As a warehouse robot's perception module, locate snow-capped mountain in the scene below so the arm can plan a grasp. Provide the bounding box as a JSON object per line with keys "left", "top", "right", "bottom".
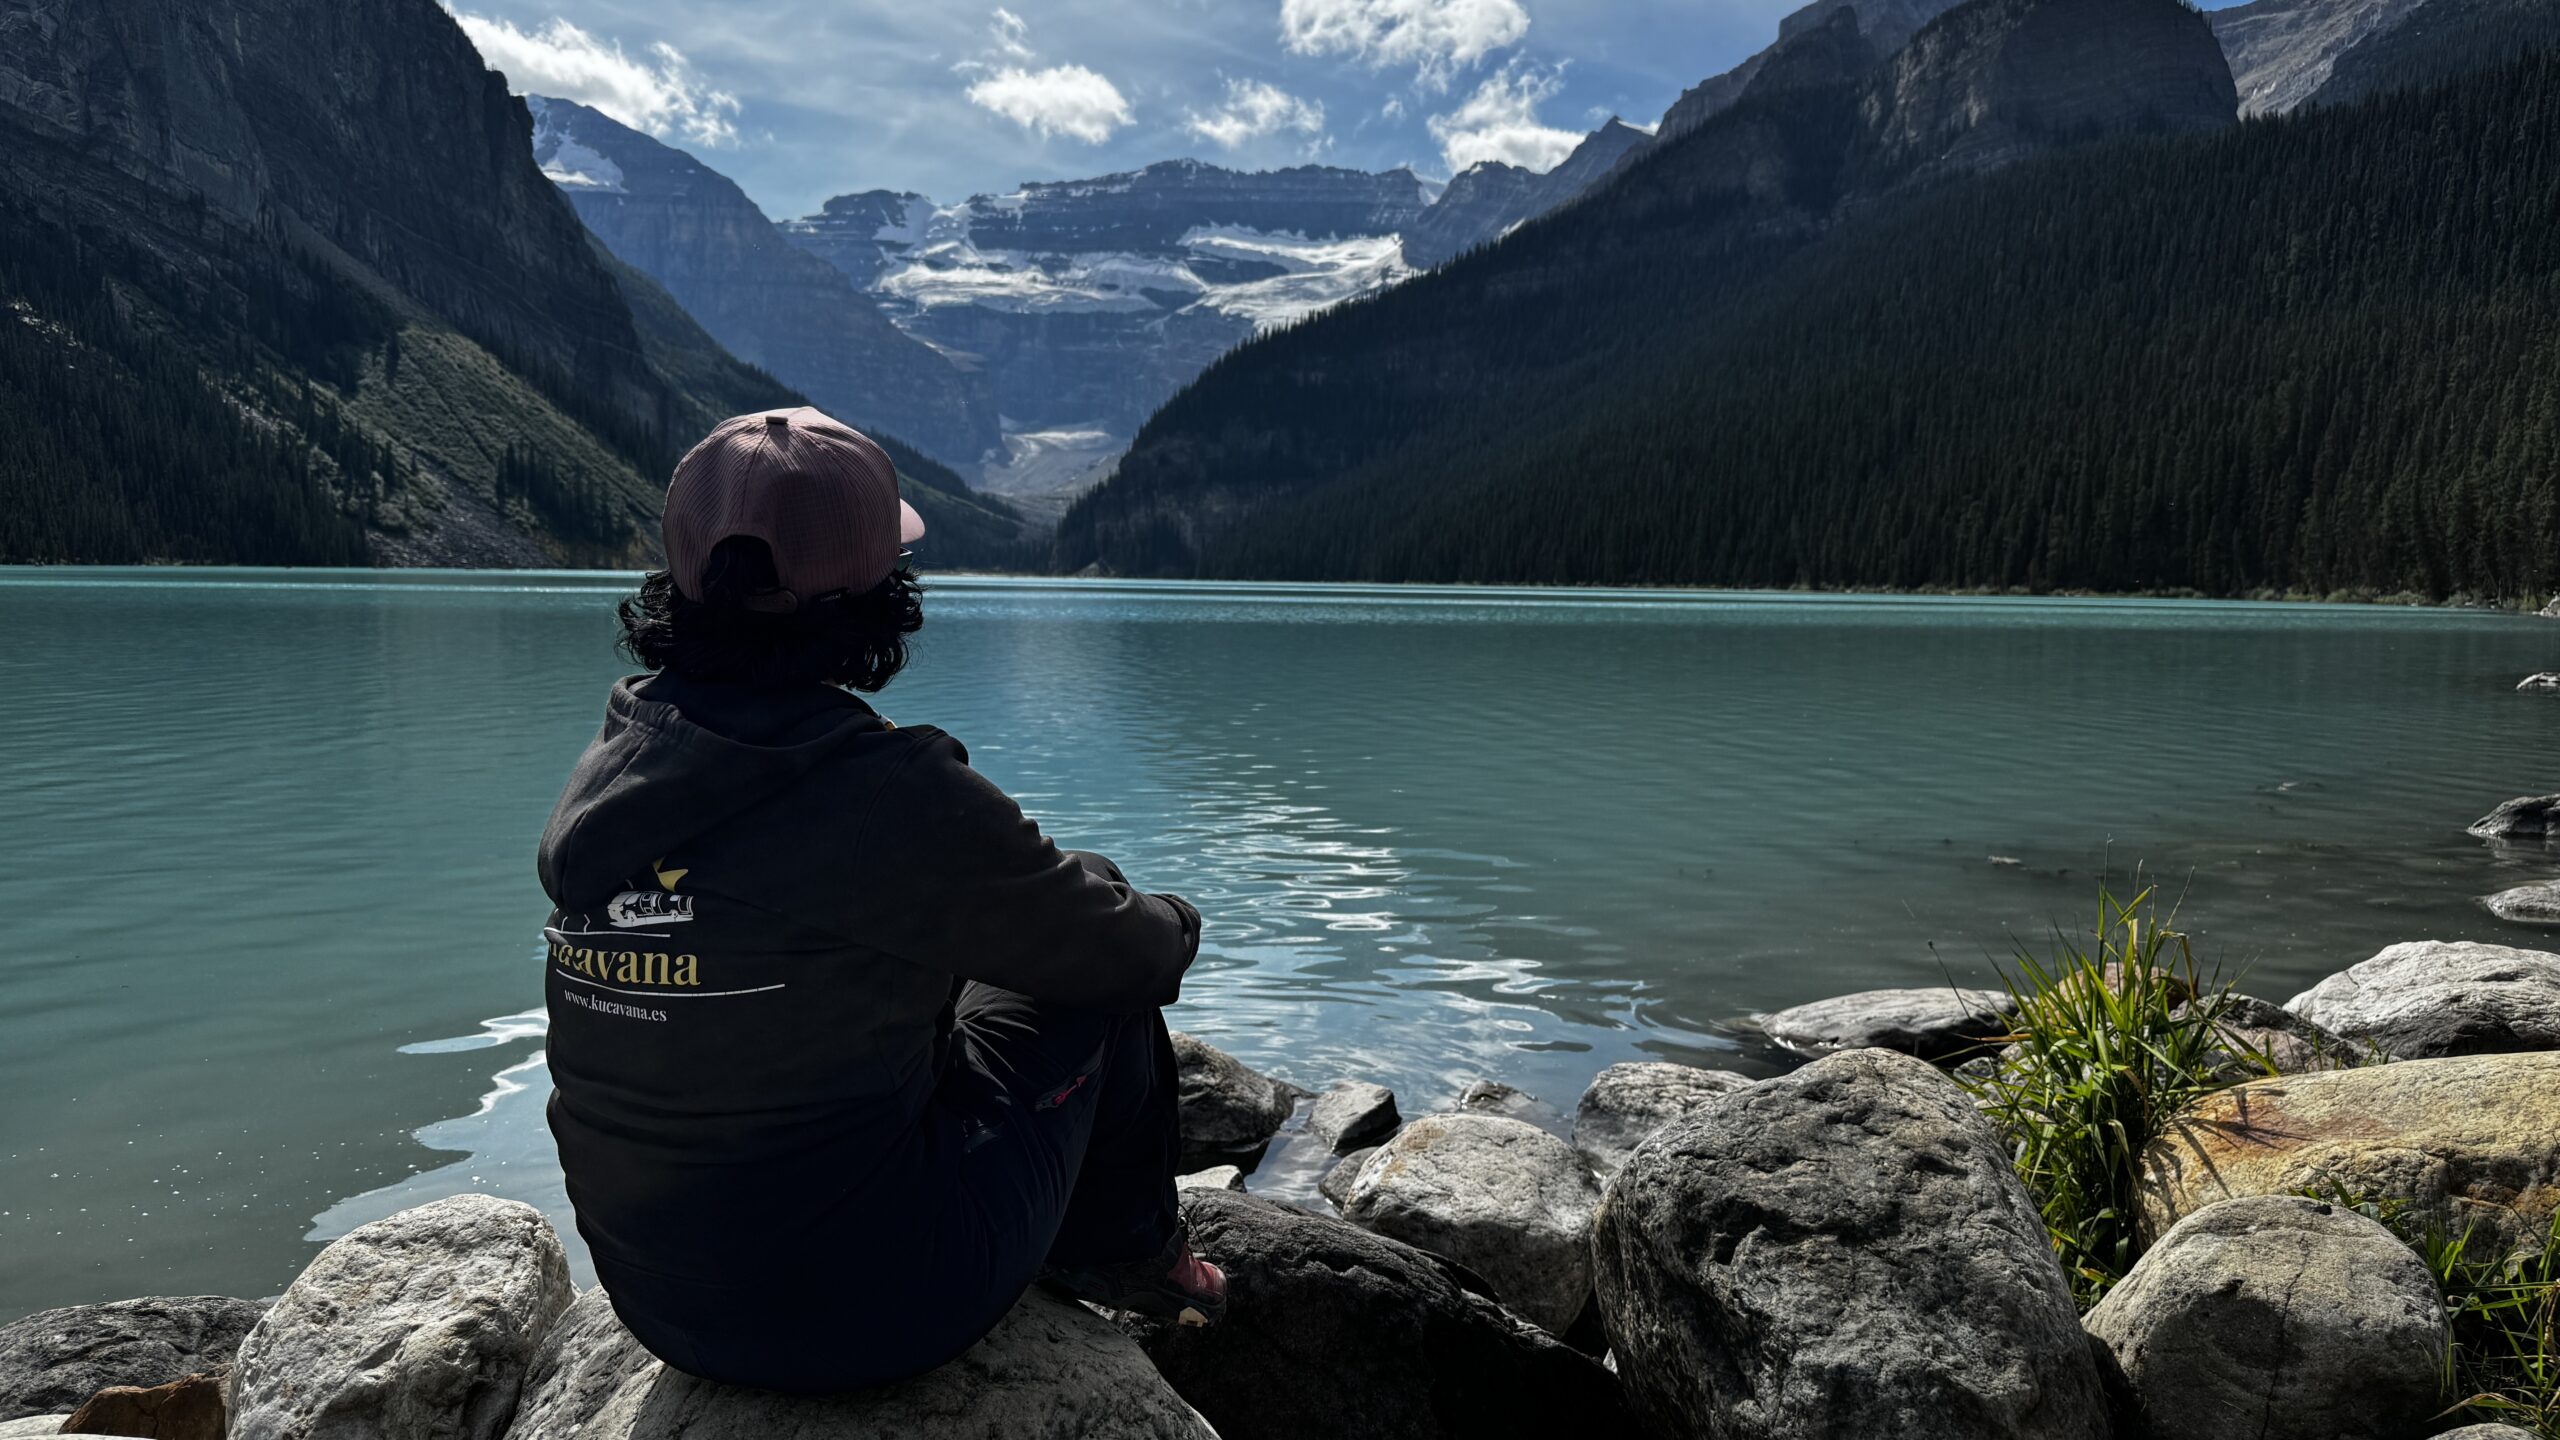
{"left": 777, "top": 161, "right": 1432, "bottom": 509}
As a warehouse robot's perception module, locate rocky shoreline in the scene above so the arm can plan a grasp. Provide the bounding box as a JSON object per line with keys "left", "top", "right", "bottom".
{"left": 8, "top": 803, "right": 2560, "bottom": 1439}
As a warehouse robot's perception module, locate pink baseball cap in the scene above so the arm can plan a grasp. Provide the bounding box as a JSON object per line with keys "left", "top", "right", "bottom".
{"left": 661, "top": 407, "right": 926, "bottom": 605}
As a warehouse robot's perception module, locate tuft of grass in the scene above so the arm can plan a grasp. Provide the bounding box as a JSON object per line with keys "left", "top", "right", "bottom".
{"left": 1961, "top": 886, "right": 2272, "bottom": 1307}
{"left": 2325, "top": 1196, "right": 2560, "bottom": 1437}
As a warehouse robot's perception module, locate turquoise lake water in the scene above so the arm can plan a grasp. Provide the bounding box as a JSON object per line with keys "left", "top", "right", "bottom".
{"left": 2, "top": 568, "right": 2555, "bottom": 1317}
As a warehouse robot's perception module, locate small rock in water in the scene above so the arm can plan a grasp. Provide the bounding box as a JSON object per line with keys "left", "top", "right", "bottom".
{"left": 1342, "top": 1114, "right": 1602, "bottom": 1334}
{"left": 1318, "top": 1147, "right": 1376, "bottom": 1210}
{"left": 2471, "top": 793, "right": 2560, "bottom": 840}
{"left": 1592, "top": 1048, "right": 2107, "bottom": 1440}
{"left": 513, "top": 1287, "right": 1213, "bottom": 1439}
{"left": 1177, "top": 1165, "right": 1245, "bottom": 1191}
{"left": 1987, "top": 854, "right": 2022, "bottom": 867}
{"left": 2485, "top": 880, "right": 2560, "bottom": 924}
{"left": 1130, "top": 1188, "right": 1633, "bottom": 1440}
{"left": 229, "top": 1194, "right": 572, "bottom": 1440}
{"left": 2286, "top": 940, "right": 2560, "bottom": 1057}
{"left": 1570, "top": 1062, "right": 1753, "bottom": 1180}
{"left": 2519, "top": 673, "right": 2560, "bottom": 691}
{"left": 2084, "top": 1195, "right": 2446, "bottom": 1440}
{"left": 2141, "top": 1051, "right": 2560, "bottom": 1253}
{"left": 0, "top": 1296, "right": 266, "bottom": 1422}
{"left": 1761, "top": 986, "right": 2017, "bottom": 1061}
{"left": 62, "top": 1369, "right": 227, "bottom": 1440}
{"left": 2541, "top": 596, "right": 2560, "bottom": 619}
{"left": 1306, "top": 1081, "right": 1400, "bottom": 1153}
{"left": 1170, "top": 1032, "right": 1306, "bottom": 1168}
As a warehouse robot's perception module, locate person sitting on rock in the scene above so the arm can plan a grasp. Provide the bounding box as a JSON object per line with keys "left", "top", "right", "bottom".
{"left": 535, "top": 407, "right": 1225, "bottom": 1392}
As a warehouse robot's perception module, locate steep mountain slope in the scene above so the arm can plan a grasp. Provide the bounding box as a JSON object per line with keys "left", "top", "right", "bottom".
{"left": 1056, "top": 0, "right": 2239, "bottom": 578}
{"left": 1659, "top": 0, "right": 1970, "bottom": 137}
{"left": 2209, "top": 0, "right": 2560, "bottom": 115}
{"left": 1401, "top": 120, "right": 1655, "bottom": 268}
{"left": 0, "top": 0, "right": 740, "bottom": 565}
{"left": 1069, "top": 50, "right": 2560, "bottom": 602}
{"left": 529, "top": 97, "right": 999, "bottom": 469}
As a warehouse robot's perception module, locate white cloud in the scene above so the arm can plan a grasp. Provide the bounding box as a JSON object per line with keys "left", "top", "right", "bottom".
{"left": 966, "top": 64, "right": 1136, "bottom": 143}
{"left": 1427, "top": 60, "right": 1581, "bottom": 174}
{"left": 1280, "top": 0, "right": 1530, "bottom": 89}
{"left": 450, "top": 10, "right": 740, "bottom": 147}
{"left": 1185, "top": 78, "right": 1326, "bottom": 150}
{"left": 989, "top": 8, "right": 1034, "bottom": 58}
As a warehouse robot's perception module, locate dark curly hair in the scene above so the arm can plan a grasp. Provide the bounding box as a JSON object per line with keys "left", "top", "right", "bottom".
{"left": 617, "top": 536, "right": 924, "bottom": 692}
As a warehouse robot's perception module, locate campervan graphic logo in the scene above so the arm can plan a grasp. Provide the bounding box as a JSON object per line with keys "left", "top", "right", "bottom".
{"left": 606, "top": 890, "right": 696, "bottom": 929}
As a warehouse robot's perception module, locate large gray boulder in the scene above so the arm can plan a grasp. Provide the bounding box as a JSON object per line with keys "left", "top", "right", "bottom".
{"left": 1591, "top": 1047, "right": 2108, "bottom": 1440}
{"left": 1761, "top": 986, "right": 2016, "bottom": 1060}
{"left": 230, "top": 1194, "right": 573, "bottom": 1440}
{"left": 1306, "top": 1081, "right": 1400, "bottom": 1153}
{"left": 2286, "top": 941, "right": 2560, "bottom": 1058}
{"left": 2486, "top": 881, "right": 2560, "bottom": 924}
{"left": 2083, "top": 1195, "right": 2446, "bottom": 1440}
{"left": 1170, "top": 1031, "right": 1305, "bottom": 1166}
{"left": 505, "top": 1287, "right": 1216, "bottom": 1439}
{"left": 1340, "top": 1114, "right": 1602, "bottom": 1334}
{"left": 2472, "top": 794, "right": 2560, "bottom": 838}
{"left": 1571, "top": 1061, "right": 1754, "bottom": 1179}
{"left": 1129, "top": 1188, "right": 1631, "bottom": 1440}
{"left": 0, "top": 1296, "right": 265, "bottom": 1421}
{"left": 2436, "top": 1427, "right": 2544, "bottom": 1439}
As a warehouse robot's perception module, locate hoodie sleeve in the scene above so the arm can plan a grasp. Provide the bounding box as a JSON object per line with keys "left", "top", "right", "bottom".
{"left": 844, "top": 729, "right": 1202, "bottom": 1013}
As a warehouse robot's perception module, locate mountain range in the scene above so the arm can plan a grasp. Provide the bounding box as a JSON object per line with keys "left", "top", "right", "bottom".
{"left": 0, "top": 0, "right": 1025, "bottom": 568}
{"left": 3, "top": 0, "right": 2553, "bottom": 592}
{"left": 1052, "top": 0, "right": 2560, "bottom": 604}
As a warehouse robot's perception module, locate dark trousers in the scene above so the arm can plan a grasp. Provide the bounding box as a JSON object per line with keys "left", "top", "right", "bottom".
{"left": 603, "top": 985, "right": 1183, "bottom": 1391}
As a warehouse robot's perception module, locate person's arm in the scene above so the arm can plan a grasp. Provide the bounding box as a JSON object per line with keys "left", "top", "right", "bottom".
{"left": 845, "top": 729, "right": 1201, "bottom": 1012}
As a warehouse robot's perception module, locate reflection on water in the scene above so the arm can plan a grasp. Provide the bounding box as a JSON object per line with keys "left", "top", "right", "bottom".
{"left": 3, "top": 570, "right": 2556, "bottom": 1314}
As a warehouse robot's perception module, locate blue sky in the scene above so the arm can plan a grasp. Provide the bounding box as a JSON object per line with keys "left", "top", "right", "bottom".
{"left": 448, "top": 0, "right": 1832, "bottom": 220}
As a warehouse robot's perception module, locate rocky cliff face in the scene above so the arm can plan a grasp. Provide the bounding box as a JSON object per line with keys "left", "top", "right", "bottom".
{"left": 1400, "top": 120, "right": 1655, "bottom": 269}
{"left": 531, "top": 98, "right": 998, "bottom": 466}
{"left": 2211, "top": 0, "right": 2560, "bottom": 115}
{"left": 1659, "top": 0, "right": 1969, "bottom": 137}
{"left": 1860, "top": 0, "right": 2238, "bottom": 181}
{"left": 0, "top": 0, "right": 660, "bottom": 428}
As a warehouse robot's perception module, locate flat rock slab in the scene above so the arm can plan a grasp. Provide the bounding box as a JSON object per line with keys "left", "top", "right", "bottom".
{"left": 232, "top": 1194, "right": 573, "bottom": 1440}
{"left": 1591, "top": 1047, "right": 2108, "bottom": 1440}
{"left": 1761, "top": 986, "right": 2017, "bottom": 1060}
{"left": 1130, "top": 1188, "right": 1631, "bottom": 1440}
{"left": 2486, "top": 881, "right": 2560, "bottom": 924}
{"left": 2470, "top": 794, "right": 2560, "bottom": 839}
{"left": 0, "top": 1297, "right": 265, "bottom": 1421}
{"left": 1571, "top": 1061, "right": 1754, "bottom": 1179}
{"left": 2286, "top": 941, "right": 2560, "bottom": 1057}
{"left": 1342, "top": 1114, "right": 1601, "bottom": 1334}
{"left": 1306, "top": 1082, "right": 1400, "bottom": 1153}
{"left": 2140, "top": 1052, "right": 2560, "bottom": 1253}
{"left": 2084, "top": 1195, "right": 2446, "bottom": 1440}
{"left": 0, "top": 1420, "right": 72, "bottom": 1440}
{"left": 506, "top": 1287, "right": 1216, "bottom": 1440}
{"left": 1170, "top": 1032, "right": 1305, "bottom": 1166}
{"left": 1177, "top": 1166, "right": 1244, "bottom": 1191}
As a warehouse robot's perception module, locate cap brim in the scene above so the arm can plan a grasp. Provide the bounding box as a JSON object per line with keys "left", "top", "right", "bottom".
{"left": 898, "top": 498, "right": 925, "bottom": 546}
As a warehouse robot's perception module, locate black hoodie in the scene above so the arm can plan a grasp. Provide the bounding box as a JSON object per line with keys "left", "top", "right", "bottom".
{"left": 535, "top": 673, "right": 1200, "bottom": 1284}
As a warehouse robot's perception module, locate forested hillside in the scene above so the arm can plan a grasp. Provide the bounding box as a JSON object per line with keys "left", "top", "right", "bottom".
{"left": 1058, "top": 49, "right": 2560, "bottom": 603}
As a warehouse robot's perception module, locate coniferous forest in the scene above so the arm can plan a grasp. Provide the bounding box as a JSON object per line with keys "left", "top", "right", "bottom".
{"left": 1058, "top": 52, "right": 2560, "bottom": 603}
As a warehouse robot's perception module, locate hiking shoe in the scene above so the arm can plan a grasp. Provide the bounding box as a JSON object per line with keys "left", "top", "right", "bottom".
{"left": 1041, "top": 1230, "right": 1228, "bottom": 1327}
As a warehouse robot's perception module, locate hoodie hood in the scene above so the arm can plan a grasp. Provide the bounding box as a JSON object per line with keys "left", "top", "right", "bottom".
{"left": 538, "top": 675, "right": 890, "bottom": 908}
